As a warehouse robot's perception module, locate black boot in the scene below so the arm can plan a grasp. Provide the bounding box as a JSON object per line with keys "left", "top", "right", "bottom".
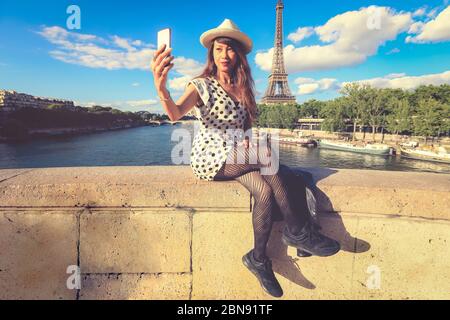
{"left": 242, "top": 250, "right": 283, "bottom": 298}
{"left": 282, "top": 222, "right": 340, "bottom": 257}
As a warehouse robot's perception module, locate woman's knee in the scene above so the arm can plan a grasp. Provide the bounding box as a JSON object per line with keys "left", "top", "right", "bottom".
{"left": 254, "top": 181, "right": 273, "bottom": 203}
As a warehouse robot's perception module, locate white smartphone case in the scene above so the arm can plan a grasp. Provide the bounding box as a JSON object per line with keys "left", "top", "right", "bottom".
{"left": 157, "top": 28, "right": 171, "bottom": 49}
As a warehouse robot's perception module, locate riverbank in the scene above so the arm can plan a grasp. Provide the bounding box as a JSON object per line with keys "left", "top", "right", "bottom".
{"left": 264, "top": 127, "right": 450, "bottom": 152}
{"left": 0, "top": 123, "right": 147, "bottom": 142}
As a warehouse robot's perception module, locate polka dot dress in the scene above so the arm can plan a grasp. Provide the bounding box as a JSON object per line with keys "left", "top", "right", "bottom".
{"left": 188, "top": 76, "right": 248, "bottom": 181}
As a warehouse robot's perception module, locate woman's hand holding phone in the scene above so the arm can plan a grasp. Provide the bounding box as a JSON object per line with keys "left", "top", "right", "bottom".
{"left": 151, "top": 44, "right": 175, "bottom": 97}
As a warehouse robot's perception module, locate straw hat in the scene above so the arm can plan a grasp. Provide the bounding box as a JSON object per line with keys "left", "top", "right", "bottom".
{"left": 200, "top": 19, "right": 253, "bottom": 54}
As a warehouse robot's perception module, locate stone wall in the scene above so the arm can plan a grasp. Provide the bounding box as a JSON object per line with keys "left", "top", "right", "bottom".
{"left": 0, "top": 166, "right": 449, "bottom": 300}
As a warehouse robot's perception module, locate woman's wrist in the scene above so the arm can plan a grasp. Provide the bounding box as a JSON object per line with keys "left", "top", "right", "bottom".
{"left": 158, "top": 88, "right": 171, "bottom": 101}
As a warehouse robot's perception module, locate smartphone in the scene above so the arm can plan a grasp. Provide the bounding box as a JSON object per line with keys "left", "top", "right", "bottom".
{"left": 157, "top": 28, "right": 172, "bottom": 50}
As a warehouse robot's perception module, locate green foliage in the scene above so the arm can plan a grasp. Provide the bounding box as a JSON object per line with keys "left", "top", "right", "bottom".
{"left": 257, "top": 103, "right": 299, "bottom": 129}
{"left": 298, "top": 99, "right": 325, "bottom": 118}
{"left": 386, "top": 98, "right": 412, "bottom": 135}
{"left": 87, "top": 105, "right": 113, "bottom": 113}
{"left": 5, "top": 106, "right": 145, "bottom": 130}
{"left": 111, "top": 109, "right": 124, "bottom": 115}
{"left": 413, "top": 98, "right": 447, "bottom": 137}
{"left": 46, "top": 104, "right": 66, "bottom": 110}
{"left": 319, "top": 98, "right": 348, "bottom": 133}
{"left": 330, "top": 83, "right": 450, "bottom": 138}
{"left": 340, "top": 83, "right": 370, "bottom": 137}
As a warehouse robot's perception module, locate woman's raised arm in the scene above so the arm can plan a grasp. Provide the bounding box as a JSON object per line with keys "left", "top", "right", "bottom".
{"left": 151, "top": 44, "right": 200, "bottom": 121}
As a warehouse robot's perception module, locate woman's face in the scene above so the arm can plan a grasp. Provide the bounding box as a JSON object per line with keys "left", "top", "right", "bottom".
{"left": 213, "top": 40, "right": 237, "bottom": 74}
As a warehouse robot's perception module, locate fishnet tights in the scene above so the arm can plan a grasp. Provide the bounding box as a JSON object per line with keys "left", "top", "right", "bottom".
{"left": 214, "top": 144, "right": 308, "bottom": 262}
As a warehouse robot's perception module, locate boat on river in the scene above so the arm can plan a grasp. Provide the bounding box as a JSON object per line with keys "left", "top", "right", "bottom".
{"left": 400, "top": 146, "right": 450, "bottom": 164}
{"left": 271, "top": 136, "right": 318, "bottom": 148}
{"left": 318, "top": 139, "right": 392, "bottom": 155}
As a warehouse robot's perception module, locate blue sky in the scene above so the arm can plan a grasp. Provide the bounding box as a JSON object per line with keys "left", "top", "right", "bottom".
{"left": 0, "top": 0, "right": 449, "bottom": 113}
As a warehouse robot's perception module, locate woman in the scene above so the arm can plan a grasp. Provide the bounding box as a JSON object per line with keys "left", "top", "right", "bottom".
{"left": 151, "top": 19, "right": 340, "bottom": 298}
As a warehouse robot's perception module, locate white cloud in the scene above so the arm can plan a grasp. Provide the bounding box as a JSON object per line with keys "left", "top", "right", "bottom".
{"left": 408, "top": 21, "right": 425, "bottom": 34}
{"left": 38, "top": 26, "right": 155, "bottom": 70}
{"left": 287, "top": 27, "right": 314, "bottom": 43}
{"left": 294, "top": 77, "right": 340, "bottom": 95}
{"left": 256, "top": 6, "right": 413, "bottom": 73}
{"left": 38, "top": 26, "right": 205, "bottom": 93}
{"left": 167, "top": 58, "right": 205, "bottom": 91}
{"left": 126, "top": 99, "right": 158, "bottom": 107}
{"left": 75, "top": 101, "right": 121, "bottom": 108}
{"left": 385, "top": 73, "right": 406, "bottom": 79}
{"left": 75, "top": 99, "right": 159, "bottom": 111}
{"left": 132, "top": 82, "right": 140, "bottom": 87}
{"left": 173, "top": 57, "right": 204, "bottom": 77}
{"left": 413, "top": 7, "right": 427, "bottom": 17}
{"left": 111, "top": 35, "right": 139, "bottom": 51}
{"left": 292, "top": 71, "right": 450, "bottom": 96}
{"left": 406, "top": 6, "right": 450, "bottom": 43}
{"left": 343, "top": 70, "right": 450, "bottom": 90}
{"left": 168, "top": 75, "right": 193, "bottom": 91}
{"left": 427, "top": 7, "right": 440, "bottom": 19}
{"left": 386, "top": 48, "right": 400, "bottom": 55}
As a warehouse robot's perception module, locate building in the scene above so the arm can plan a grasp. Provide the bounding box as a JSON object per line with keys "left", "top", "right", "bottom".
{"left": 295, "top": 118, "right": 325, "bottom": 131}
{"left": 0, "top": 90, "right": 75, "bottom": 112}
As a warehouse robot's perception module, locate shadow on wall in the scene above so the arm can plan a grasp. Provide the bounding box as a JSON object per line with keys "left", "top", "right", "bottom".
{"left": 262, "top": 166, "right": 371, "bottom": 290}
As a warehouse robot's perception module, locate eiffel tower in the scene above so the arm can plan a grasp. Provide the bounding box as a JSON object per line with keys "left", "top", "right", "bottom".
{"left": 261, "top": 0, "right": 297, "bottom": 105}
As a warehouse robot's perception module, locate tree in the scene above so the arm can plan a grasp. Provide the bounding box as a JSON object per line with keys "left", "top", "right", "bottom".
{"left": 88, "top": 105, "right": 113, "bottom": 113}
{"left": 438, "top": 103, "right": 450, "bottom": 137}
{"left": 299, "top": 99, "right": 325, "bottom": 118}
{"left": 319, "top": 97, "right": 348, "bottom": 133}
{"left": 366, "top": 88, "right": 389, "bottom": 142}
{"left": 340, "top": 83, "right": 371, "bottom": 141}
{"left": 413, "top": 98, "right": 445, "bottom": 140}
{"left": 386, "top": 98, "right": 412, "bottom": 135}
{"left": 46, "top": 104, "right": 66, "bottom": 110}
{"left": 256, "top": 104, "right": 299, "bottom": 129}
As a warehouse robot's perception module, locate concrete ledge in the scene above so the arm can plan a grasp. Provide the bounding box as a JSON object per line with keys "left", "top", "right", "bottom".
{"left": 1, "top": 166, "right": 449, "bottom": 219}
{"left": 1, "top": 166, "right": 449, "bottom": 300}
{"left": 307, "top": 168, "right": 450, "bottom": 219}
{"left": 0, "top": 166, "right": 249, "bottom": 210}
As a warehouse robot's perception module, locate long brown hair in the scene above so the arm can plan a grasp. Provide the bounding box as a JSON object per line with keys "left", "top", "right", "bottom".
{"left": 196, "top": 37, "right": 257, "bottom": 125}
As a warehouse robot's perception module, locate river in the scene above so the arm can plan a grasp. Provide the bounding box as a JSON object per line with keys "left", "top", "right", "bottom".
{"left": 0, "top": 123, "right": 449, "bottom": 174}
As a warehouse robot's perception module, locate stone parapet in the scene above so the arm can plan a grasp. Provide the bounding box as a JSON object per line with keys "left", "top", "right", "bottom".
{"left": 1, "top": 166, "right": 449, "bottom": 299}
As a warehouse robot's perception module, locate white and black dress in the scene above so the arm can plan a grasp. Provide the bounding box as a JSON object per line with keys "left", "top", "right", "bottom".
{"left": 188, "top": 76, "right": 248, "bottom": 181}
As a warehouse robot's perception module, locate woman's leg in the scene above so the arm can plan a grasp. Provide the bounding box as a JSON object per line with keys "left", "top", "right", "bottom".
{"left": 214, "top": 164, "right": 284, "bottom": 297}
{"left": 215, "top": 145, "right": 277, "bottom": 261}
{"left": 219, "top": 143, "right": 308, "bottom": 236}
{"left": 214, "top": 144, "right": 304, "bottom": 259}
{"left": 262, "top": 166, "right": 307, "bottom": 234}
{"left": 261, "top": 164, "right": 309, "bottom": 235}
{"left": 235, "top": 171, "right": 275, "bottom": 262}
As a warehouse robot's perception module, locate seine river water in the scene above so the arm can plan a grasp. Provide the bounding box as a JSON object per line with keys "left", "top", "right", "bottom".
{"left": 0, "top": 123, "right": 449, "bottom": 174}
